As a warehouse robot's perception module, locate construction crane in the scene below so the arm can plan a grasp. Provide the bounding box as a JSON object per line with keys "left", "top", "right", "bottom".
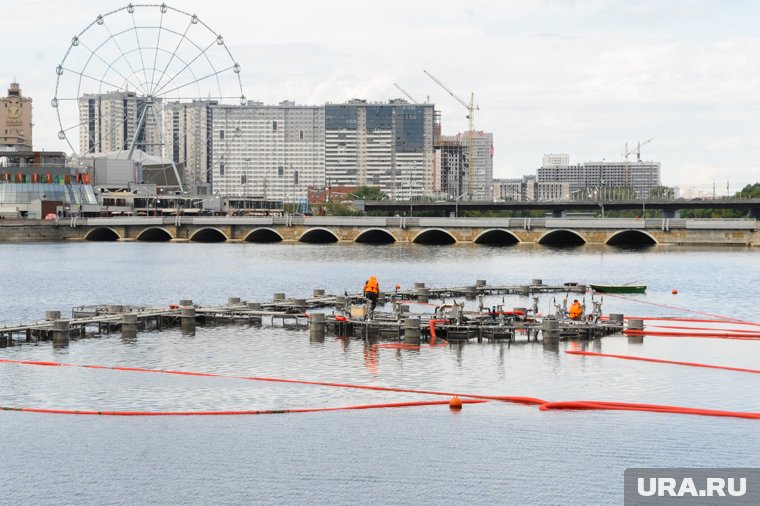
{"left": 623, "top": 138, "right": 653, "bottom": 162}
{"left": 424, "top": 70, "right": 479, "bottom": 197}
{"left": 393, "top": 82, "right": 419, "bottom": 104}
{"left": 622, "top": 138, "right": 654, "bottom": 191}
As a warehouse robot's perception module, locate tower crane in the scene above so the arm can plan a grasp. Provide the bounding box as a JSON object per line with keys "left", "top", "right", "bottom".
{"left": 423, "top": 70, "right": 479, "bottom": 197}
{"left": 623, "top": 137, "right": 653, "bottom": 162}
{"left": 622, "top": 138, "right": 653, "bottom": 190}
{"left": 393, "top": 82, "right": 419, "bottom": 104}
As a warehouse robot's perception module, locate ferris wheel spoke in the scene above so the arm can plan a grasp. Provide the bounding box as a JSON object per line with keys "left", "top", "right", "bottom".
{"left": 151, "top": 37, "right": 217, "bottom": 97}
{"left": 129, "top": 10, "right": 153, "bottom": 94}
{"left": 154, "top": 65, "right": 234, "bottom": 98}
{"left": 60, "top": 66, "right": 132, "bottom": 92}
{"left": 149, "top": 9, "right": 166, "bottom": 96}
{"left": 149, "top": 17, "right": 193, "bottom": 96}
{"left": 78, "top": 40, "right": 147, "bottom": 96}
{"left": 100, "top": 19, "right": 149, "bottom": 95}
{"left": 62, "top": 103, "right": 132, "bottom": 155}
{"left": 56, "top": 7, "right": 243, "bottom": 159}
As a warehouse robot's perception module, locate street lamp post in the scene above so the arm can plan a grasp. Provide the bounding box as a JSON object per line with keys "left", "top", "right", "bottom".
{"left": 454, "top": 192, "right": 467, "bottom": 218}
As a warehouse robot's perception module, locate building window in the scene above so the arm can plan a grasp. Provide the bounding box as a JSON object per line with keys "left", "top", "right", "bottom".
{"left": 299, "top": 130, "right": 304, "bottom": 140}
{"left": 273, "top": 121, "right": 278, "bottom": 132}
{"left": 220, "top": 161, "right": 225, "bottom": 176}
{"left": 278, "top": 166, "right": 284, "bottom": 176}
{"left": 220, "top": 129, "right": 225, "bottom": 139}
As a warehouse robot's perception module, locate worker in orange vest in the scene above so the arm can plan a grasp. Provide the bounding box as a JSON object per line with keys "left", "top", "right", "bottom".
{"left": 363, "top": 276, "right": 380, "bottom": 314}
{"left": 569, "top": 299, "right": 583, "bottom": 320}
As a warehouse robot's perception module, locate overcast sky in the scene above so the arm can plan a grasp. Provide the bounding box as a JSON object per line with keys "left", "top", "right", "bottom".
{"left": 3, "top": 0, "right": 759, "bottom": 194}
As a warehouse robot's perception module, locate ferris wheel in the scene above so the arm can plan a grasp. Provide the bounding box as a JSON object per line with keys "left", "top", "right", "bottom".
{"left": 52, "top": 3, "right": 245, "bottom": 191}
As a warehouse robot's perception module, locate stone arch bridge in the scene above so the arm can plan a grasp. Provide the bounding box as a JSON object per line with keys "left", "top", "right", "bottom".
{"left": 51, "top": 216, "right": 760, "bottom": 247}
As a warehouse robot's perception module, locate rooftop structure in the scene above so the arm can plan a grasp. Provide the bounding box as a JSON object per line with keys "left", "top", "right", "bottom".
{"left": 0, "top": 82, "right": 33, "bottom": 151}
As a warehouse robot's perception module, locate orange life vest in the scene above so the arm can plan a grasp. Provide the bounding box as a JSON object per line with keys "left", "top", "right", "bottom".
{"left": 569, "top": 302, "right": 582, "bottom": 320}
{"left": 364, "top": 277, "right": 379, "bottom": 294}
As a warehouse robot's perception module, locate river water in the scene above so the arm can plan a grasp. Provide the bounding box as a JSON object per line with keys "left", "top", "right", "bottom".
{"left": 1, "top": 242, "right": 758, "bottom": 505}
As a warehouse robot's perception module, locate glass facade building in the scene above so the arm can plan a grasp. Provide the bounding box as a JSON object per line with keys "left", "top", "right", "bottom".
{"left": 325, "top": 100, "right": 434, "bottom": 199}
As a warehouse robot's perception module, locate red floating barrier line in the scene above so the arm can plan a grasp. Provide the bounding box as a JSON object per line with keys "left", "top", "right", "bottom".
{"left": 623, "top": 329, "right": 760, "bottom": 340}
{"left": 566, "top": 350, "right": 760, "bottom": 374}
{"left": 539, "top": 401, "right": 760, "bottom": 420}
{"left": 649, "top": 324, "right": 760, "bottom": 333}
{"left": 621, "top": 316, "right": 760, "bottom": 326}
{"left": 4, "top": 399, "right": 488, "bottom": 417}
{"left": 601, "top": 293, "right": 759, "bottom": 326}
{"left": 0, "top": 358, "right": 538, "bottom": 404}
{"left": 2, "top": 358, "right": 757, "bottom": 420}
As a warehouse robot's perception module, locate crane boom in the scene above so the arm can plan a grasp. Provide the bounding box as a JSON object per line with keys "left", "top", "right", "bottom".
{"left": 424, "top": 70, "right": 480, "bottom": 196}
{"left": 623, "top": 137, "right": 654, "bottom": 161}
{"left": 393, "top": 82, "right": 419, "bottom": 104}
{"left": 423, "top": 70, "right": 475, "bottom": 110}
{"left": 622, "top": 138, "right": 654, "bottom": 191}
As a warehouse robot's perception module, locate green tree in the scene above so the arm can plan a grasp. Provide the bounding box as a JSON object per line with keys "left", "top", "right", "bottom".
{"left": 350, "top": 186, "right": 387, "bottom": 201}
{"left": 649, "top": 185, "right": 675, "bottom": 199}
{"left": 736, "top": 183, "right": 760, "bottom": 198}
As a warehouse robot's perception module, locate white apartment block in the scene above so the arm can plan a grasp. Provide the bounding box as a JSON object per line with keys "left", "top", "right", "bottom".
{"left": 79, "top": 91, "right": 162, "bottom": 157}
{"left": 325, "top": 100, "right": 434, "bottom": 199}
{"left": 493, "top": 178, "right": 524, "bottom": 201}
{"left": 541, "top": 153, "right": 569, "bottom": 168}
{"left": 210, "top": 101, "right": 325, "bottom": 201}
{"left": 538, "top": 159, "right": 661, "bottom": 198}
{"left": 163, "top": 100, "right": 215, "bottom": 194}
{"left": 493, "top": 176, "right": 569, "bottom": 202}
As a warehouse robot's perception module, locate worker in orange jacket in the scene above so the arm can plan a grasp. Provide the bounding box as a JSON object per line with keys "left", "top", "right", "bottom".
{"left": 569, "top": 299, "right": 583, "bottom": 320}
{"left": 363, "top": 276, "right": 380, "bottom": 313}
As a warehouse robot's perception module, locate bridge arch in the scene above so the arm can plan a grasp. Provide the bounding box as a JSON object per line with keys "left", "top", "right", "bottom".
{"left": 412, "top": 228, "right": 457, "bottom": 245}
{"left": 136, "top": 227, "right": 173, "bottom": 242}
{"left": 244, "top": 228, "right": 284, "bottom": 243}
{"left": 606, "top": 229, "right": 657, "bottom": 247}
{"left": 354, "top": 228, "right": 397, "bottom": 244}
{"left": 537, "top": 229, "right": 587, "bottom": 247}
{"left": 473, "top": 228, "right": 520, "bottom": 246}
{"left": 189, "top": 227, "right": 228, "bottom": 243}
{"left": 84, "top": 227, "right": 120, "bottom": 241}
{"left": 299, "top": 227, "right": 340, "bottom": 243}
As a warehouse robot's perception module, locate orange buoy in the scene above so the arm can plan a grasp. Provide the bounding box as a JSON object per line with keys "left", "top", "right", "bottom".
{"left": 672, "top": 289, "right": 678, "bottom": 295}
{"left": 449, "top": 396, "right": 463, "bottom": 411}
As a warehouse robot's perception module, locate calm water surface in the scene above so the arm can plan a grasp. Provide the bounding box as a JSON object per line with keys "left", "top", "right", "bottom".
{"left": 1, "top": 243, "right": 758, "bottom": 505}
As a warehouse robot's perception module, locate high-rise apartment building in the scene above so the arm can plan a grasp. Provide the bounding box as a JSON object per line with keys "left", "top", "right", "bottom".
{"left": 435, "top": 136, "right": 467, "bottom": 198}
{"left": 210, "top": 101, "right": 325, "bottom": 200}
{"left": 325, "top": 99, "right": 434, "bottom": 199}
{"left": 464, "top": 131, "right": 493, "bottom": 199}
{"left": 78, "top": 91, "right": 162, "bottom": 156}
{"left": 436, "top": 131, "right": 493, "bottom": 199}
{"left": 163, "top": 100, "right": 215, "bottom": 194}
{"left": 1, "top": 82, "right": 33, "bottom": 150}
{"left": 537, "top": 157, "right": 661, "bottom": 198}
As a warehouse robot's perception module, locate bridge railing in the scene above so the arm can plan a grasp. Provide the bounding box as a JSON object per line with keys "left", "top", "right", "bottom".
{"left": 77, "top": 215, "right": 757, "bottom": 231}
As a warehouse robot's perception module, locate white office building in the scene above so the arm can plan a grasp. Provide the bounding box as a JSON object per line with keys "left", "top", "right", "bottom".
{"left": 210, "top": 101, "right": 325, "bottom": 201}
